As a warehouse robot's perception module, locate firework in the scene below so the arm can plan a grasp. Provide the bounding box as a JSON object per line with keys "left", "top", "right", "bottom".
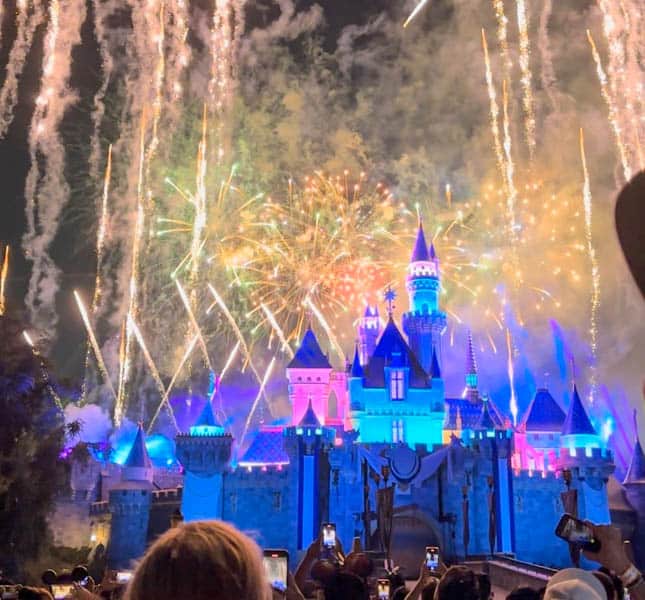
{"left": 481, "top": 28, "right": 505, "bottom": 180}
{"left": 505, "top": 328, "right": 517, "bottom": 426}
{"left": 579, "top": 129, "right": 599, "bottom": 404}
{"left": 260, "top": 303, "right": 295, "bottom": 358}
{"left": 22, "top": 330, "right": 63, "bottom": 409}
{"left": 239, "top": 356, "right": 276, "bottom": 450}
{"left": 403, "top": 0, "right": 430, "bottom": 28}
{"left": 175, "top": 277, "right": 213, "bottom": 370}
{"left": 0, "top": 245, "right": 9, "bottom": 316}
{"left": 492, "top": 0, "right": 513, "bottom": 79}
{"left": 515, "top": 0, "right": 536, "bottom": 156}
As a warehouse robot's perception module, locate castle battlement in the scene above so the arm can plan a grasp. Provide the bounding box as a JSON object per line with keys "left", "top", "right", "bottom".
{"left": 512, "top": 468, "right": 563, "bottom": 483}
{"left": 151, "top": 487, "right": 183, "bottom": 503}
{"left": 90, "top": 500, "right": 109, "bottom": 516}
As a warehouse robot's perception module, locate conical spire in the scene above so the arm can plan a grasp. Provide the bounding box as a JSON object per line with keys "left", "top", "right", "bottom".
{"left": 476, "top": 398, "right": 498, "bottom": 431}
{"left": 299, "top": 397, "right": 321, "bottom": 428}
{"left": 411, "top": 221, "right": 430, "bottom": 263}
{"left": 350, "top": 343, "right": 364, "bottom": 378}
{"left": 430, "top": 348, "right": 442, "bottom": 379}
{"left": 561, "top": 384, "right": 597, "bottom": 436}
{"left": 429, "top": 242, "right": 437, "bottom": 260}
{"left": 124, "top": 423, "right": 152, "bottom": 469}
{"left": 624, "top": 410, "right": 645, "bottom": 483}
{"left": 466, "top": 330, "right": 477, "bottom": 375}
{"left": 195, "top": 397, "right": 218, "bottom": 428}
{"left": 287, "top": 327, "right": 332, "bottom": 369}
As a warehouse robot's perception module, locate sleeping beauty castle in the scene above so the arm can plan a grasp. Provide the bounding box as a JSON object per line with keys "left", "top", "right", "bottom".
{"left": 60, "top": 223, "right": 645, "bottom": 574}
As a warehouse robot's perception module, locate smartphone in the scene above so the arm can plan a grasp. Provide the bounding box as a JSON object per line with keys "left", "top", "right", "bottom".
{"left": 555, "top": 514, "right": 600, "bottom": 551}
{"left": 116, "top": 571, "right": 133, "bottom": 584}
{"left": 425, "top": 545, "right": 440, "bottom": 570}
{"left": 51, "top": 585, "right": 74, "bottom": 600}
{"left": 263, "top": 549, "right": 288, "bottom": 592}
{"left": 322, "top": 523, "right": 336, "bottom": 548}
{"left": 377, "top": 578, "right": 390, "bottom": 600}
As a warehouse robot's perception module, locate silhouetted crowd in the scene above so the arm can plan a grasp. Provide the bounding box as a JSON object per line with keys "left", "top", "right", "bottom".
{"left": 1, "top": 518, "right": 643, "bottom": 600}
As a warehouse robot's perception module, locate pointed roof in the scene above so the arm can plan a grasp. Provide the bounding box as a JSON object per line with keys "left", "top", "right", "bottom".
{"left": 299, "top": 398, "right": 321, "bottom": 427}
{"left": 195, "top": 398, "right": 218, "bottom": 428}
{"left": 429, "top": 242, "right": 437, "bottom": 260}
{"left": 523, "top": 388, "right": 566, "bottom": 432}
{"left": 624, "top": 411, "right": 645, "bottom": 483}
{"left": 287, "top": 327, "right": 332, "bottom": 369}
{"left": 476, "top": 399, "right": 498, "bottom": 431}
{"left": 364, "top": 305, "right": 379, "bottom": 318}
{"left": 124, "top": 424, "right": 152, "bottom": 469}
{"left": 466, "top": 331, "right": 477, "bottom": 375}
{"left": 350, "top": 345, "right": 364, "bottom": 378}
{"left": 561, "top": 384, "right": 597, "bottom": 436}
{"left": 363, "top": 318, "right": 430, "bottom": 389}
{"left": 411, "top": 222, "right": 430, "bottom": 262}
{"left": 430, "top": 348, "right": 442, "bottom": 379}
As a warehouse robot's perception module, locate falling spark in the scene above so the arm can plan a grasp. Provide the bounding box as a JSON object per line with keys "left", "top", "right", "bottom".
{"left": 116, "top": 114, "right": 147, "bottom": 425}
{"left": 240, "top": 356, "right": 276, "bottom": 450}
{"left": 22, "top": 329, "right": 63, "bottom": 409}
{"left": 260, "top": 303, "right": 294, "bottom": 358}
{"left": 74, "top": 290, "right": 118, "bottom": 402}
{"left": 492, "top": 0, "right": 513, "bottom": 79}
{"left": 579, "top": 129, "right": 599, "bottom": 404}
{"left": 304, "top": 297, "right": 344, "bottom": 362}
{"left": 505, "top": 328, "right": 518, "bottom": 426}
{"left": 219, "top": 341, "right": 241, "bottom": 382}
{"left": 481, "top": 29, "right": 505, "bottom": 180}
{"left": 403, "top": 0, "right": 430, "bottom": 28}
{"left": 128, "top": 314, "right": 179, "bottom": 432}
{"left": 586, "top": 29, "right": 632, "bottom": 181}
{"left": 538, "top": 0, "right": 558, "bottom": 110}
{"left": 175, "top": 278, "right": 213, "bottom": 370}
{"left": 445, "top": 183, "right": 452, "bottom": 209}
{"left": 0, "top": 245, "right": 9, "bottom": 316}
{"left": 516, "top": 0, "right": 536, "bottom": 156}
{"left": 148, "top": 334, "right": 199, "bottom": 433}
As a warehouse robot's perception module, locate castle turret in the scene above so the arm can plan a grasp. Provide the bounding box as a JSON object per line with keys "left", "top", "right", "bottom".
{"left": 176, "top": 398, "right": 232, "bottom": 521}
{"left": 623, "top": 411, "right": 645, "bottom": 569}
{"left": 107, "top": 424, "right": 153, "bottom": 569}
{"left": 465, "top": 331, "right": 479, "bottom": 403}
{"left": 358, "top": 305, "right": 380, "bottom": 365}
{"left": 560, "top": 384, "right": 600, "bottom": 450}
{"left": 402, "top": 221, "right": 447, "bottom": 373}
{"left": 284, "top": 400, "right": 335, "bottom": 550}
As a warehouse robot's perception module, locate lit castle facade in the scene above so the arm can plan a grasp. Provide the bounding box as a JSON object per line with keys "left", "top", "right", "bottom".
{"left": 68, "top": 223, "right": 645, "bottom": 574}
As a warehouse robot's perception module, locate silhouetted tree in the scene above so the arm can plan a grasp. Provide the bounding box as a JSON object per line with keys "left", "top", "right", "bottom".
{"left": 0, "top": 313, "right": 67, "bottom": 580}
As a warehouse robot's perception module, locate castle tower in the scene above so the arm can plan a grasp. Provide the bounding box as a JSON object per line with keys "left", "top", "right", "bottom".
{"left": 176, "top": 397, "right": 232, "bottom": 521}
{"left": 348, "top": 343, "right": 364, "bottom": 407}
{"left": 557, "top": 383, "right": 613, "bottom": 524}
{"left": 284, "top": 399, "right": 335, "bottom": 550}
{"left": 358, "top": 305, "right": 380, "bottom": 365}
{"left": 622, "top": 411, "right": 645, "bottom": 569}
{"left": 107, "top": 424, "right": 153, "bottom": 568}
{"left": 465, "top": 331, "right": 479, "bottom": 403}
{"left": 402, "top": 221, "right": 447, "bottom": 373}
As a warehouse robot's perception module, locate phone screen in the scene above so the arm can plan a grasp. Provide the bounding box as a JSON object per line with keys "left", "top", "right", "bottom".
{"left": 377, "top": 579, "right": 390, "bottom": 600}
{"left": 322, "top": 523, "right": 336, "bottom": 548}
{"left": 263, "top": 551, "right": 288, "bottom": 592}
{"left": 51, "top": 585, "right": 74, "bottom": 600}
{"left": 116, "top": 571, "right": 133, "bottom": 583}
{"left": 425, "top": 546, "right": 440, "bottom": 570}
{"left": 557, "top": 515, "right": 593, "bottom": 545}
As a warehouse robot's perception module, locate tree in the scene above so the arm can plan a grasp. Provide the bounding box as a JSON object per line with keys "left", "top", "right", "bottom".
{"left": 0, "top": 313, "right": 67, "bottom": 580}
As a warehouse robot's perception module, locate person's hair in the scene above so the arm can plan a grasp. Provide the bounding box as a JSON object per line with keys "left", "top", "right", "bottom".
{"left": 421, "top": 578, "right": 439, "bottom": 600}
{"left": 435, "top": 566, "right": 480, "bottom": 600}
{"left": 477, "top": 572, "right": 492, "bottom": 600}
{"left": 392, "top": 585, "right": 407, "bottom": 600}
{"left": 18, "top": 588, "right": 54, "bottom": 600}
{"left": 593, "top": 571, "right": 616, "bottom": 600}
{"left": 323, "top": 571, "right": 368, "bottom": 600}
{"left": 123, "top": 520, "right": 268, "bottom": 600}
{"left": 506, "top": 586, "right": 541, "bottom": 600}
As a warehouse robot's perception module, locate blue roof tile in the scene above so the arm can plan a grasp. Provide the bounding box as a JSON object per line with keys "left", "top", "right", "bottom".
{"left": 523, "top": 388, "right": 566, "bottom": 432}
{"left": 287, "top": 328, "right": 332, "bottom": 369}
{"left": 239, "top": 427, "right": 289, "bottom": 466}
{"left": 562, "top": 384, "right": 597, "bottom": 436}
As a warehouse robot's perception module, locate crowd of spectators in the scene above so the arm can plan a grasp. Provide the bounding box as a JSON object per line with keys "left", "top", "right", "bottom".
{"left": 2, "top": 518, "right": 643, "bottom": 600}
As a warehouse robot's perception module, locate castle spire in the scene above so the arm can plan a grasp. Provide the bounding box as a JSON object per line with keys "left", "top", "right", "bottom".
{"left": 561, "top": 384, "right": 596, "bottom": 436}
{"left": 430, "top": 347, "right": 442, "bottom": 379}
{"left": 411, "top": 220, "right": 430, "bottom": 263}
{"left": 124, "top": 423, "right": 152, "bottom": 470}
{"left": 624, "top": 410, "right": 645, "bottom": 483}
{"left": 350, "top": 343, "right": 364, "bottom": 378}
{"left": 465, "top": 331, "right": 478, "bottom": 402}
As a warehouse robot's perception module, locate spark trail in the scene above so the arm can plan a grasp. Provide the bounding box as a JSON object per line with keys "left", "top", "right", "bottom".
{"left": 260, "top": 303, "right": 295, "bottom": 358}
{"left": 505, "top": 328, "right": 518, "bottom": 426}
{"left": 587, "top": 29, "right": 632, "bottom": 181}
{"left": 492, "top": 0, "right": 513, "bottom": 82}
{"left": 579, "top": 129, "right": 599, "bottom": 404}
{"left": 0, "top": 245, "right": 9, "bottom": 316}
{"left": 516, "top": 0, "right": 536, "bottom": 156}
{"left": 22, "top": 330, "right": 63, "bottom": 409}
{"left": 175, "top": 278, "right": 213, "bottom": 370}
{"left": 403, "top": 0, "right": 430, "bottom": 28}
{"left": 481, "top": 29, "right": 505, "bottom": 180}
{"left": 0, "top": 0, "right": 45, "bottom": 138}
{"left": 74, "top": 291, "right": 118, "bottom": 403}
{"left": 502, "top": 80, "right": 520, "bottom": 286}
{"left": 240, "top": 356, "right": 276, "bottom": 450}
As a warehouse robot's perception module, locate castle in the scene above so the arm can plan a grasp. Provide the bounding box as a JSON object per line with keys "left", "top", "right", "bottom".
{"left": 57, "top": 223, "right": 645, "bottom": 574}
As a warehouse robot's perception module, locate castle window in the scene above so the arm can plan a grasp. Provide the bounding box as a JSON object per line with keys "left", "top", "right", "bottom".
{"left": 229, "top": 493, "right": 237, "bottom": 514}
{"left": 392, "top": 419, "right": 405, "bottom": 443}
{"left": 390, "top": 370, "right": 405, "bottom": 401}
{"left": 272, "top": 492, "right": 282, "bottom": 511}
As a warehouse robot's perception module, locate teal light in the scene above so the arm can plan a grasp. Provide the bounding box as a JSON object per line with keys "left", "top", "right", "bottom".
{"left": 466, "top": 373, "right": 477, "bottom": 387}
